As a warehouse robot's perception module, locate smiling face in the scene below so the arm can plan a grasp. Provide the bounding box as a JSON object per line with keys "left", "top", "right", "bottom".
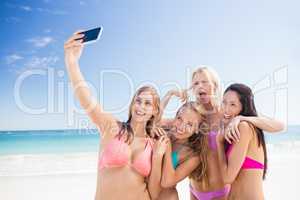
{"left": 221, "top": 90, "right": 243, "bottom": 125}
{"left": 130, "top": 89, "right": 158, "bottom": 123}
{"left": 192, "top": 71, "right": 216, "bottom": 106}
{"left": 172, "top": 106, "right": 202, "bottom": 140}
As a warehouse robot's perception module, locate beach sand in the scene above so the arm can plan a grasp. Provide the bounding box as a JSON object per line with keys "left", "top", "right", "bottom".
{"left": 0, "top": 152, "right": 299, "bottom": 200}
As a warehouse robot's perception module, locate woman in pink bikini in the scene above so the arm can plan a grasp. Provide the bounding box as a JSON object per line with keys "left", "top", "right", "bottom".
{"left": 217, "top": 83, "right": 267, "bottom": 199}
{"left": 64, "top": 31, "right": 168, "bottom": 200}
{"left": 162, "top": 67, "right": 284, "bottom": 200}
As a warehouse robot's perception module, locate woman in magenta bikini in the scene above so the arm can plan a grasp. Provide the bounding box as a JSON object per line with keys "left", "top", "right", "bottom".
{"left": 64, "top": 31, "right": 169, "bottom": 200}
{"left": 217, "top": 83, "right": 267, "bottom": 199}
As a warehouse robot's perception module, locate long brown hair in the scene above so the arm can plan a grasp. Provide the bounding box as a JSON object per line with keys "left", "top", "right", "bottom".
{"left": 117, "top": 86, "right": 160, "bottom": 143}
{"left": 173, "top": 102, "right": 210, "bottom": 185}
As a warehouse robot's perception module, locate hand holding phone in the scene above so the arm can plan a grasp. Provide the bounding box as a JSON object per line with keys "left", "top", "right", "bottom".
{"left": 76, "top": 27, "right": 103, "bottom": 44}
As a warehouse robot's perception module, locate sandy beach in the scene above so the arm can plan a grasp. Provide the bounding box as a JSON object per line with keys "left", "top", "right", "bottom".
{"left": 0, "top": 149, "right": 299, "bottom": 200}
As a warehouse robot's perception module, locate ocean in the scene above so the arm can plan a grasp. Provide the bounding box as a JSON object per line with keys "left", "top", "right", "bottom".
{"left": 0, "top": 126, "right": 299, "bottom": 177}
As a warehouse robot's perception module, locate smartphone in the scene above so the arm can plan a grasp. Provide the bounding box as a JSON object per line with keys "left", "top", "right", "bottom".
{"left": 77, "top": 27, "right": 103, "bottom": 44}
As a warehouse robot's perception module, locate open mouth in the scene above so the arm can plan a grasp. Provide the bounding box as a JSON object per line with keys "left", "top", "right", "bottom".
{"left": 135, "top": 110, "right": 146, "bottom": 117}
{"left": 198, "top": 91, "right": 207, "bottom": 97}
{"left": 175, "top": 131, "right": 184, "bottom": 135}
{"left": 223, "top": 114, "right": 232, "bottom": 120}
{"left": 173, "top": 127, "right": 185, "bottom": 135}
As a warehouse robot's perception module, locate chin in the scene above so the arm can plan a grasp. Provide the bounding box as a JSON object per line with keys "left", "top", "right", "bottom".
{"left": 197, "top": 97, "right": 210, "bottom": 105}
{"left": 173, "top": 133, "right": 188, "bottom": 140}
{"left": 222, "top": 118, "right": 231, "bottom": 126}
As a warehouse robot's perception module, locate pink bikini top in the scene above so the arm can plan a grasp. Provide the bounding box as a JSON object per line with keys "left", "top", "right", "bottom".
{"left": 226, "top": 144, "right": 265, "bottom": 169}
{"left": 98, "top": 136, "right": 153, "bottom": 177}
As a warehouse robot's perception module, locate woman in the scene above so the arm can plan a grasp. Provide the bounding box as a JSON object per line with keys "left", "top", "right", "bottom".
{"left": 161, "top": 67, "right": 284, "bottom": 200}
{"left": 155, "top": 102, "right": 209, "bottom": 200}
{"left": 217, "top": 83, "right": 267, "bottom": 199}
{"left": 64, "top": 31, "right": 168, "bottom": 200}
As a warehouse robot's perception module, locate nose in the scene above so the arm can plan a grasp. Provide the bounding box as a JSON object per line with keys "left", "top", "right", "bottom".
{"left": 177, "top": 123, "right": 185, "bottom": 132}
{"left": 224, "top": 104, "right": 230, "bottom": 115}
{"left": 198, "top": 82, "right": 204, "bottom": 88}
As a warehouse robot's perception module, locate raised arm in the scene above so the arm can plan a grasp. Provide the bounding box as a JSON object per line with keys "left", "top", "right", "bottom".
{"left": 158, "top": 89, "right": 187, "bottom": 127}
{"left": 225, "top": 115, "right": 285, "bottom": 143}
{"left": 161, "top": 143, "right": 200, "bottom": 188}
{"left": 64, "top": 31, "right": 117, "bottom": 135}
{"left": 217, "top": 121, "right": 253, "bottom": 184}
{"left": 160, "top": 90, "right": 187, "bottom": 114}
{"left": 242, "top": 115, "right": 285, "bottom": 133}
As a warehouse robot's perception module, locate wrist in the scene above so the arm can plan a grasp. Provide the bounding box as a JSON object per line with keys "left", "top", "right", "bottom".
{"left": 65, "top": 59, "right": 78, "bottom": 67}
{"left": 239, "top": 115, "right": 248, "bottom": 122}
{"left": 65, "top": 61, "right": 80, "bottom": 72}
{"left": 167, "top": 90, "right": 174, "bottom": 97}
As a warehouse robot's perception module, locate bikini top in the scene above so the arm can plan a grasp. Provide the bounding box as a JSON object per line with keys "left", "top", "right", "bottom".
{"left": 226, "top": 144, "right": 265, "bottom": 169}
{"left": 98, "top": 136, "right": 153, "bottom": 177}
{"left": 171, "top": 151, "right": 179, "bottom": 169}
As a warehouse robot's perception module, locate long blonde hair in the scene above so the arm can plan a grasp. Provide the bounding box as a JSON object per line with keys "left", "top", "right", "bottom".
{"left": 118, "top": 86, "right": 160, "bottom": 143}
{"left": 192, "top": 66, "right": 222, "bottom": 110}
{"left": 174, "top": 102, "right": 209, "bottom": 186}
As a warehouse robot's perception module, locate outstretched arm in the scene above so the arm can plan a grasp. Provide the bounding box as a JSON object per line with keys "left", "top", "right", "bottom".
{"left": 225, "top": 115, "right": 285, "bottom": 143}
{"left": 242, "top": 115, "right": 285, "bottom": 133}
{"left": 64, "top": 31, "right": 118, "bottom": 136}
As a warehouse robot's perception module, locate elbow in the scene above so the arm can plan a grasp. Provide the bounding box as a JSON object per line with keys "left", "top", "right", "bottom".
{"left": 279, "top": 122, "right": 287, "bottom": 133}
{"left": 269, "top": 121, "right": 286, "bottom": 133}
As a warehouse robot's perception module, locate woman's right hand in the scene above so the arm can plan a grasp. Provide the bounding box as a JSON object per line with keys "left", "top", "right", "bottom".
{"left": 152, "top": 128, "right": 170, "bottom": 156}
{"left": 64, "top": 31, "right": 85, "bottom": 65}
{"left": 168, "top": 89, "right": 188, "bottom": 103}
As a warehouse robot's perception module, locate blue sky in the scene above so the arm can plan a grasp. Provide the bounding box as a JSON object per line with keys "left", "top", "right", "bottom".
{"left": 0, "top": 0, "right": 299, "bottom": 130}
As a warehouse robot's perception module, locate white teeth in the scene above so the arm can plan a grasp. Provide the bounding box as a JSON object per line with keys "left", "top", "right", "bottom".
{"left": 224, "top": 114, "right": 231, "bottom": 119}
{"left": 136, "top": 111, "right": 145, "bottom": 116}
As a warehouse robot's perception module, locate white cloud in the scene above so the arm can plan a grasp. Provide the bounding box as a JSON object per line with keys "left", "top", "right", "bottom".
{"left": 25, "top": 56, "right": 59, "bottom": 69}
{"left": 12, "top": 56, "right": 60, "bottom": 74}
{"left": 5, "top": 3, "right": 67, "bottom": 15}
{"left": 5, "top": 54, "right": 24, "bottom": 64}
{"left": 20, "top": 5, "right": 32, "bottom": 12}
{"left": 5, "top": 17, "right": 21, "bottom": 23}
{"left": 26, "top": 37, "right": 55, "bottom": 48}
{"left": 37, "top": 7, "right": 68, "bottom": 15}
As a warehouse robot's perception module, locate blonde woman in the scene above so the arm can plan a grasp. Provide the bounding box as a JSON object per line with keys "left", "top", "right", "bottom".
{"left": 64, "top": 31, "right": 168, "bottom": 200}
{"left": 155, "top": 102, "right": 209, "bottom": 200}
